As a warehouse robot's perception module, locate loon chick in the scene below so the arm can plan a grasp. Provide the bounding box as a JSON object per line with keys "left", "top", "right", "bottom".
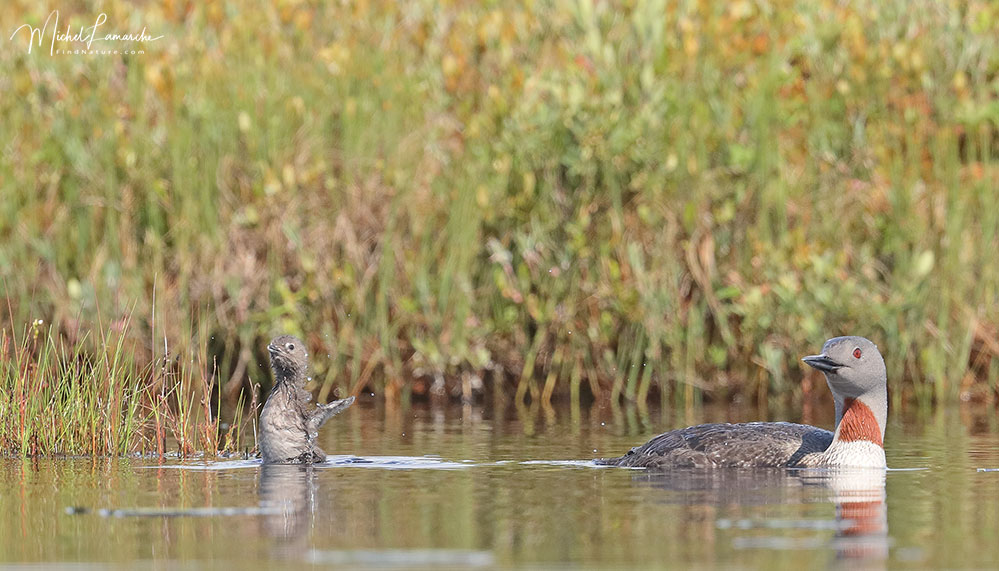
{"left": 259, "top": 335, "right": 355, "bottom": 464}
{"left": 596, "top": 336, "right": 887, "bottom": 469}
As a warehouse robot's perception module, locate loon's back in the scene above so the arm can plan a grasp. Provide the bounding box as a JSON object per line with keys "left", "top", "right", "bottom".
{"left": 596, "top": 422, "right": 834, "bottom": 469}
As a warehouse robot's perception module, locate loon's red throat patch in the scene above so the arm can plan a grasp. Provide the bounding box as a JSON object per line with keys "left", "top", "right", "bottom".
{"left": 838, "top": 398, "right": 883, "bottom": 446}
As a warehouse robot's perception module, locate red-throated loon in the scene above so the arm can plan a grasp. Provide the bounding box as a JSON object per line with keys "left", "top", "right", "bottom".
{"left": 596, "top": 336, "right": 888, "bottom": 469}
{"left": 259, "top": 335, "right": 355, "bottom": 464}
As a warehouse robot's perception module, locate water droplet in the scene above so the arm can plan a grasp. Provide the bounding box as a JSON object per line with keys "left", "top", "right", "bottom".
{"left": 600, "top": 422, "right": 605, "bottom": 426}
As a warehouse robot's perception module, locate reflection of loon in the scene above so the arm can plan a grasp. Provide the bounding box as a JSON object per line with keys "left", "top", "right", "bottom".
{"left": 597, "top": 337, "right": 887, "bottom": 469}
{"left": 819, "top": 470, "right": 889, "bottom": 561}
{"left": 635, "top": 468, "right": 888, "bottom": 562}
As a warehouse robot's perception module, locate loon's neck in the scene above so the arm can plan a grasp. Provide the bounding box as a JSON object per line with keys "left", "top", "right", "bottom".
{"left": 831, "top": 392, "right": 845, "bottom": 430}
{"left": 832, "top": 397, "right": 884, "bottom": 446}
{"left": 822, "top": 394, "right": 887, "bottom": 468}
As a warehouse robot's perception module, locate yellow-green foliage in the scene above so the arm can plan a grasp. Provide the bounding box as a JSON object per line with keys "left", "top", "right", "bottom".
{"left": 2, "top": 0, "right": 998, "bottom": 412}
{"left": 0, "top": 319, "right": 242, "bottom": 456}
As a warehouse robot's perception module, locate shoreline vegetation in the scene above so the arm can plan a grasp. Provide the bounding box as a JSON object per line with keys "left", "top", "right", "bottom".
{"left": 0, "top": 316, "right": 253, "bottom": 457}
{"left": 2, "top": 3, "right": 999, "bottom": 455}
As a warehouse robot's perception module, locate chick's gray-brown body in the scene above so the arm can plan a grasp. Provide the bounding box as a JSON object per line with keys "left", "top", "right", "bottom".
{"left": 259, "top": 335, "right": 354, "bottom": 464}
{"left": 597, "top": 336, "right": 888, "bottom": 469}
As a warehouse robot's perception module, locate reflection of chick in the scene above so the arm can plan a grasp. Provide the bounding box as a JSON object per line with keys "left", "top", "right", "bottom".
{"left": 260, "top": 464, "right": 313, "bottom": 543}
{"left": 259, "top": 335, "right": 354, "bottom": 464}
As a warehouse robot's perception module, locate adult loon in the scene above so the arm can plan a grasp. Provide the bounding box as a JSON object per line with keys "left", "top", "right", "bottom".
{"left": 259, "top": 335, "right": 355, "bottom": 464}
{"left": 596, "top": 336, "right": 887, "bottom": 469}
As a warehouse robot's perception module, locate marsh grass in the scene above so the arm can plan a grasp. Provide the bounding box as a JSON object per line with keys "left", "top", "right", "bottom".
{"left": 0, "top": 314, "right": 250, "bottom": 457}
{"left": 2, "top": 0, "right": 999, "bottom": 435}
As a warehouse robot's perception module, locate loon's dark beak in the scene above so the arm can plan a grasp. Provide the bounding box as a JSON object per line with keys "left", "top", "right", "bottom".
{"left": 266, "top": 344, "right": 278, "bottom": 355}
{"left": 802, "top": 354, "right": 843, "bottom": 373}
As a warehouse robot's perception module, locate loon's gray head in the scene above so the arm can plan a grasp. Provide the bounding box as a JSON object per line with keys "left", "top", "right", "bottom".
{"left": 802, "top": 336, "right": 889, "bottom": 456}
{"left": 802, "top": 336, "right": 886, "bottom": 399}
{"left": 267, "top": 334, "right": 309, "bottom": 381}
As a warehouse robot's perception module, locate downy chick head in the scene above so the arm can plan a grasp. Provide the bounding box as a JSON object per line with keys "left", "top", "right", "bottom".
{"left": 267, "top": 335, "right": 309, "bottom": 381}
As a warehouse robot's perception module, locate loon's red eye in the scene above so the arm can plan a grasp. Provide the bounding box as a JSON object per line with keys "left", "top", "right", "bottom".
{"left": 853, "top": 347, "right": 862, "bottom": 359}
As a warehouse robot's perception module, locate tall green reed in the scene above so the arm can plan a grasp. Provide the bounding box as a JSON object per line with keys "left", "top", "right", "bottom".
{"left": 0, "top": 316, "right": 250, "bottom": 457}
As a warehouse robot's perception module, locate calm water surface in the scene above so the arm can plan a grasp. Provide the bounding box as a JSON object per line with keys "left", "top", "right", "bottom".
{"left": 1, "top": 400, "right": 997, "bottom": 568}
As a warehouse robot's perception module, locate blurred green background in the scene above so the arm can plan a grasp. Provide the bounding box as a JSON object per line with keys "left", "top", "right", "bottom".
{"left": 2, "top": 0, "right": 998, "bottom": 410}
